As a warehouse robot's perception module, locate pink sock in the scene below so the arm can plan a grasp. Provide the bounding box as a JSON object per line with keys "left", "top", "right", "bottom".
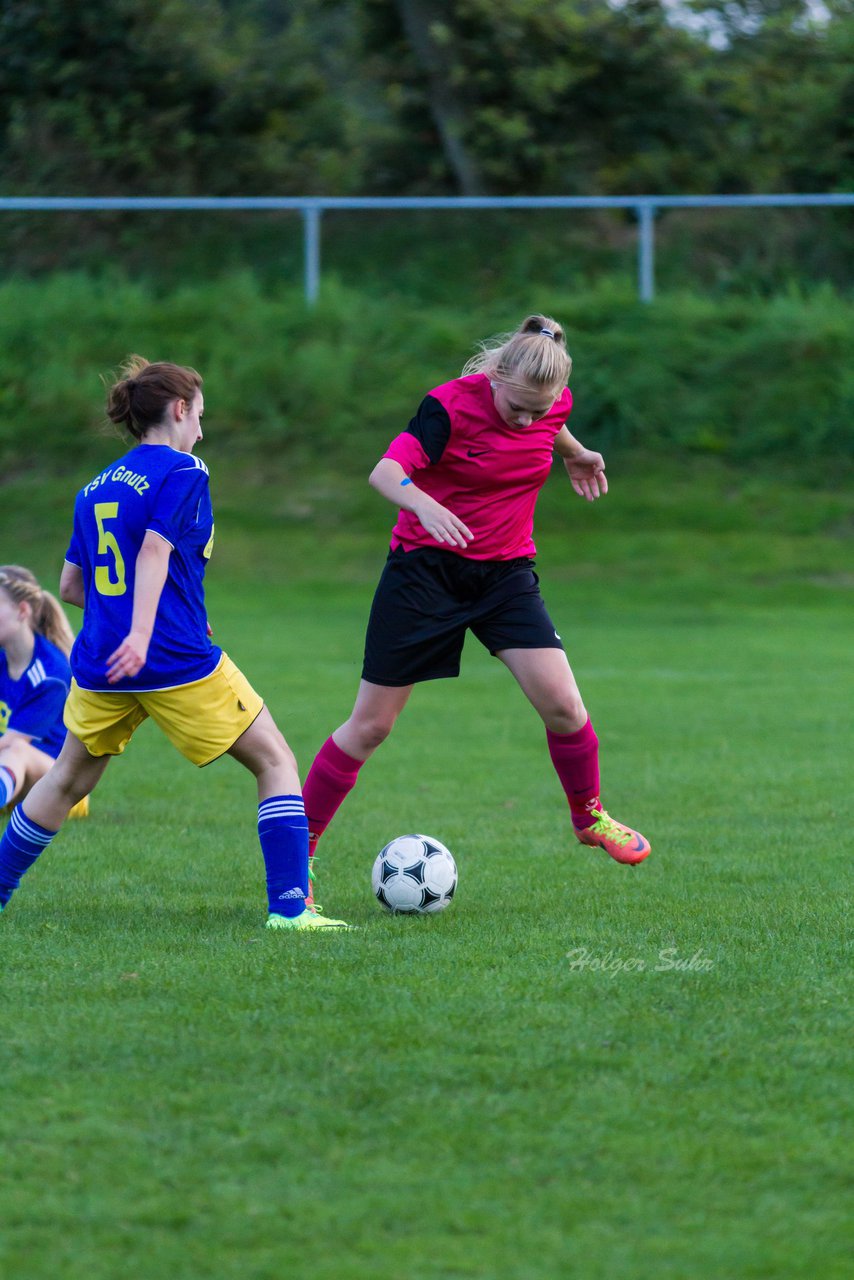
{"left": 303, "top": 736, "right": 365, "bottom": 853}
{"left": 546, "top": 719, "right": 601, "bottom": 830}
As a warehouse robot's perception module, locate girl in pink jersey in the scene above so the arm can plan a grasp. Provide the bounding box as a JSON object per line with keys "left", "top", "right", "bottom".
{"left": 303, "top": 315, "right": 649, "bottom": 907}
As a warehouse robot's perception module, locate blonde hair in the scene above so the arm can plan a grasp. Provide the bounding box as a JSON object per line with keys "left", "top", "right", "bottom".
{"left": 462, "top": 314, "right": 572, "bottom": 393}
{"left": 105, "top": 355, "right": 203, "bottom": 441}
{"left": 0, "top": 565, "right": 75, "bottom": 657}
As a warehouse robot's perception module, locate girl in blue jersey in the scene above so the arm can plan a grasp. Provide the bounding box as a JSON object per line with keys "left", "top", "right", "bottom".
{"left": 0, "top": 566, "right": 80, "bottom": 811}
{"left": 0, "top": 357, "right": 351, "bottom": 930}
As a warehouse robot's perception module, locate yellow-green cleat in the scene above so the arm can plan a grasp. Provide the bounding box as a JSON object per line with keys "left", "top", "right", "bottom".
{"left": 265, "top": 909, "right": 356, "bottom": 931}
{"left": 304, "top": 855, "right": 322, "bottom": 913}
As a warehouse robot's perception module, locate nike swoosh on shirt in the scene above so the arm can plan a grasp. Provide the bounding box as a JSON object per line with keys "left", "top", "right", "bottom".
{"left": 466, "top": 448, "right": 491, "bottom": 457}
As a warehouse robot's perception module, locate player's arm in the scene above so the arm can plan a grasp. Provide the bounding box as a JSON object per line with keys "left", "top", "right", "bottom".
{"left": 105, "top": 531, "right": 172, "bottom": 684}
{"left": 554, "top": 426, "right": 608, "bottom": 502}
{"left": 368, "top": 457, "right": 473, "bottom": 549}
{"left": 60, "top": 560, "right": 85, "bottom": 608}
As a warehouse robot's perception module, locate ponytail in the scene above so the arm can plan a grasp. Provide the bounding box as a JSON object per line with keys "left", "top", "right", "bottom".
{"left": 106, "top": 355, "right": 202, "bottom": 440}
{"left": 32, "top": 589, "right": 75, "bottom": 656}
{"left": 462, "top": 313, "right": 572, "bottom": 391}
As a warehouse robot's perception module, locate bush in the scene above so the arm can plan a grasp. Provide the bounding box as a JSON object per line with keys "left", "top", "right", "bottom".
{"left": 0, "top": 273, "right": 851, "bottom": 479}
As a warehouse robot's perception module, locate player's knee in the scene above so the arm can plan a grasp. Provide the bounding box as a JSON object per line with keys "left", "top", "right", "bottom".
{"left": 546, "top": 695, "right": 587, "bottom": 735}
{"left": 265, "top": 726, "right": 298, "bottom": 775}
{"left": 50, "top": 765, "right": 91, "bottom": 807}
{"left": 280, "top": 738, "right": 299, "bottom": 778}
{"left": 355, "top": 715, "right": 395, "bottom": 754}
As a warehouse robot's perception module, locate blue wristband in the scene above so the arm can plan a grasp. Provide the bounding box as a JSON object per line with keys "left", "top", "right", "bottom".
{"left": 400, "top": 477, "right": 412, "bottom": 486}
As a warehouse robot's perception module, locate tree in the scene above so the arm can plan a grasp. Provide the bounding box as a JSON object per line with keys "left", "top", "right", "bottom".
{"left": 357, "top": 0, "right": 854, "bottom": 194}
{"left": 0, "top": 0, "right": 361, "bottom": 195}
{"left": 391, "top": 0, "right": 486, "bottom": 193}
{"left": 356, "top": 0, "right": 720, "bottom": 193}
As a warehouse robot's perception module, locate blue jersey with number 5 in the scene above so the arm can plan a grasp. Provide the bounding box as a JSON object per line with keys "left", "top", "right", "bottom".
{"left": 64, "top": 444, "right": 222, "bottom": 691}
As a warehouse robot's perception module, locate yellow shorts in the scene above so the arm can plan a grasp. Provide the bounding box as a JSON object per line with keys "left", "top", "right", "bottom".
{"left": 64, "top": 654, "right": 264, "bottom": 767}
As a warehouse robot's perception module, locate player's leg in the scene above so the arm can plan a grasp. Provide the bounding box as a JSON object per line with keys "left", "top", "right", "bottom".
{"left": 498, "top": 646, "right": 650, "bottom": 865}
{"left": 0, "top": 733, "right": 110, "bottom": 910}
{"left": 468, "top": 561, "right": 602, "bottom": 837}
{"left": 333, "top": 679, "right": 415, "bottom": 760}
{"left": 0, "top": 736, "right": 55, "bottom": 809}
{"left": 303, "top": 679, "right": 414, "bottom": 859}
{"left": 139, "top": 656, "right": 348, "bottom": 930}
{"left": 304, "top": 547, "right": 465, "bottom": 904}
{"left": 226, "top": 703, "right": 301, "bottom": 798}
{"left": 22, "top": 731, "right": 109, "bottom": 827}
{"left": 228, "top": 705, "right": 354, "bottom": 930}
{"left": 496, "top": 645, "right": 600, "bottom": 824}
{"left": 0, "top": 734, "right": 90, "bottom": 819}
{"left": 497, "top": 645, "right": 588, "bottom": 734}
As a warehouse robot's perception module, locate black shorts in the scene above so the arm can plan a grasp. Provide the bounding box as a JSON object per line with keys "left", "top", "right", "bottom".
{"left": 362, "top": 547, "right": 564, "bottom": 687}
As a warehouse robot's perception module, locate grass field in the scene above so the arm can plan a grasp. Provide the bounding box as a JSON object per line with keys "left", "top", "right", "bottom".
{"left": 1, "top": 463, "right": 851, "bottom": 1279}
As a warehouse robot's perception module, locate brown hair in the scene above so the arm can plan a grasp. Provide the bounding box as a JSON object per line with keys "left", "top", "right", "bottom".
{"left": 462, "top": 314, "right": 572, "bottom": 392}
{"left": 0, "top": 566, "right": 75, "bottom": 657}
{"left": 106, "top": 355, "right": 202, "bottom": 440}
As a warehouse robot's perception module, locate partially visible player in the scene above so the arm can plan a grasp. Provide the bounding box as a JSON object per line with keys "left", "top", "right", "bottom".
{"left": 0, "top": 565, "right": 88, "bottom": 814}
{"left": 0, "top": 357, "right": 352, "bottom": 930}
{"left": 302, "top": 314, "right": 650, "bottom": 906}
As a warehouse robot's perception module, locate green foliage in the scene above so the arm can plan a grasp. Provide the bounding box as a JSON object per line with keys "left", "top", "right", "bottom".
{"left": 0, "top": 0, "right": 851, "bottom": 208}
{"left": 565, "top": 283, "right": 854, "bottom": 460}
{"left": 392, "top": 0, "right": 713, "bottom": 193}
{"left": 358, "top": 0, "right": 854, "bottom": 196}
{"left": 0, "top": 273, "right": 850, "bottom": 476}
{"left": 1, "top": 2, "right": 851, "bottom": 281}
{"left": 0, "top": 0, "right": 364, "bottom": 197}
{"left": 688, "top": 0, "right": 854, "bottom": 192}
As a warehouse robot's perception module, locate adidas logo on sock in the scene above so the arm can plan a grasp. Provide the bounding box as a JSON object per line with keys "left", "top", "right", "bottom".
{"left": 277, "top": 886, "right": 306, "bottom": 900}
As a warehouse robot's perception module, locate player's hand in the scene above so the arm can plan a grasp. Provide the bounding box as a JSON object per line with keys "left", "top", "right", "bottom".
{"left": 105, "top": 632, "right": 150, "bottom": 684}
{"left": 206, "top": 620, "right": 214, "bottom": 637}
{"left": 565, "top": 449, "right": 608, "bottom": 501}
{"left": 411, "top": 493, "right": 474, "bottom": 549}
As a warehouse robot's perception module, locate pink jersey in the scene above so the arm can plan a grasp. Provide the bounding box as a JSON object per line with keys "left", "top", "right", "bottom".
{"left": 383, "top": 373, "right": 573, "bottom": 561}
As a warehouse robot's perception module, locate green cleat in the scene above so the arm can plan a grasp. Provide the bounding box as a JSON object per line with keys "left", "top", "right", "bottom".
{"left": 304, "top": 855, "right": 322, "bottom": 914}
{"left": 265, "top": 909, "right": 356, "bottom": 931}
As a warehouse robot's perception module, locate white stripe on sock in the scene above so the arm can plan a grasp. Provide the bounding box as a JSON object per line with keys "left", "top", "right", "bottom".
{"left": 10, "top": 807, "right": 54, "bottom": 846}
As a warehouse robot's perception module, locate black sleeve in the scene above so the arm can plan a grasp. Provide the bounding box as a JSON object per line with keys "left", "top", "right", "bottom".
{"left": 405, "top": 395, "right": 452, "bottom": 465}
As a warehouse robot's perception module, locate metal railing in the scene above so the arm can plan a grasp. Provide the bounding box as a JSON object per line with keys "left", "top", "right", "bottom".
{"left": 1, "top": 193, "right": 851, "bottom": 303}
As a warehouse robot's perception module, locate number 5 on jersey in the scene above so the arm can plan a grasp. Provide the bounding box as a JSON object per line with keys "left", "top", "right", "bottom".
{"left": 94, "top": 502, "right": 127, "bottom": 596}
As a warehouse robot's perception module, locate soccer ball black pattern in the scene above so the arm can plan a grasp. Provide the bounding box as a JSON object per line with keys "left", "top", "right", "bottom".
{"left": 371, "top": 834, "right": 458, "bottom": 914}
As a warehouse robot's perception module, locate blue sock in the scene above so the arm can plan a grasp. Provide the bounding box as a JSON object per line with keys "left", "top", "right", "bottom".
{"left": 0, "top": 805, "right": 58, "bottom": 907}
{"left": 258, "top": 795, "right": 309, "bottom": 918}
{"left": 0, "top": 765, "right": 16, "bottom": 808}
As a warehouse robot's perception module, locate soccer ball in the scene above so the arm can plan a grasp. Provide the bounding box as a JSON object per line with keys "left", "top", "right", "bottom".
{"left": 372, "top": 834, "right": 458, "bottom": 914}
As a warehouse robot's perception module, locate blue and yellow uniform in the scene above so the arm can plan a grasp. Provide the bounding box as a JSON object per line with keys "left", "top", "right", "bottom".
{"left": 63, "top": 444, "right": 262, "bottom": 765}
{"left": 66, "top": 443, "right": 220, "bottom": 691}
{"left": 0, "top": 633, "right": 70, "bottom": 760}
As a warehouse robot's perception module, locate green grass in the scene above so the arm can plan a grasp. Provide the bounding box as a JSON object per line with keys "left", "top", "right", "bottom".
{"left": 1, "top": 463, "right": 852, "bottom": 1279}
